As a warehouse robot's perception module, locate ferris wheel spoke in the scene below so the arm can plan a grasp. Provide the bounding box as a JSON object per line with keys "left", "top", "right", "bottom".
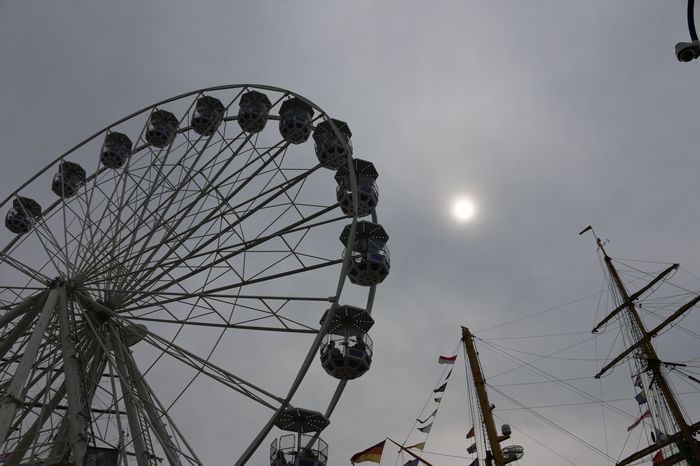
{"left": 118, "top": 144, "right": 294, "bottom": 292}
{"left": 78, "top": 293, "right": 288, "bottom": 414}
{"left": 85, "top": 132, "right": 265, "bottom": 282}
{"left": 135, "top": 328, "right": 284, "bottom": 411}
{"left": 124, "top": 295, "right": 319, "bottom": 332}
{"left": 109, "top": 197, "right": 339, "bottom": 302}
{"left": 87, "top": 154, "right": 314, "bottom": 287}
{"left": 121, "top": 257, "right": 342, "bottom": 312}
{"left": 0, "top": 263, "right": 50, "bottom": 291}
{"left": 112, "top": 212, "right": 343, "bottom": 284}
{"left": 108, "top": 327, "right": 192, "bottom": 466}
{"left": 122, "top": 315, "right": 319, "bottom": 333}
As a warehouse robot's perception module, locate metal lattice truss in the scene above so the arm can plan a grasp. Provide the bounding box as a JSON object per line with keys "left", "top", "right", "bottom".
{"left": 0, "top": 85, "right": 378, "bottom": 465}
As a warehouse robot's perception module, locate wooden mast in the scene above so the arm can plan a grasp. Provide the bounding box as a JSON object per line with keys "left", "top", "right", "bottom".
{"left": 462, "top": 326, "right": 508, "bottom": 466}
{"left": 589, "top": 234, "right": 700, "bottom": 465}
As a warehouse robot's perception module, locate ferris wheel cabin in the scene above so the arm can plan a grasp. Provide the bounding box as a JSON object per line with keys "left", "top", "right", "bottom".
{"left": 238, "top": 90, "right": 272, "bottom": 133}
{"left": 278, "top": 98, "right": 314, "bottom": 144}
{"left": 145, "top": 109, "right": 179, "bottom": 148}
{"left": 191, "top": 96, "right": 225, "bottom": 136}
{"left": 319, "top": 305, "right": 375, "bottom": 380}
{"left": 335, "top": 158, "right": 379, "bottom": 218}
{"left": 99, "top": 132, "right": 133, "bottom": 169}
{"left": 4, "top": 196, "right": 42, "bottom": 234}
{"left": 313, "top": 119, "right": 352, "bottom": 170}
{"left": 339, "top": 221, "right": 390, "bottom": 286}
{"left": 270, "top": 409, "right": 330, "bottom": 466}
{"left": 51, "top": 161, "right": 86, "bottom": 198}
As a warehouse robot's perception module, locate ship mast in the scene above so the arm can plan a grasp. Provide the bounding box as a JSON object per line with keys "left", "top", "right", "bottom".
{"left": 462, "top": 326, "right": 509, "bottom": 466}
{"left": 588, "top": 233, "right": 700, "bottom": 465}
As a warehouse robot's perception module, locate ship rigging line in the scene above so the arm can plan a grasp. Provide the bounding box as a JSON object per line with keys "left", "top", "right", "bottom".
{"left": 491, "top": 412, "right": 579, "bottom": 466}
{"left": 478, "top": 273, "right": 653, "bottom": 335}
{"left": 477, "top": 338, "right": 638, "bottom": 422}
{"left": 487, "top": 383, "right": 617, "bottom": 462}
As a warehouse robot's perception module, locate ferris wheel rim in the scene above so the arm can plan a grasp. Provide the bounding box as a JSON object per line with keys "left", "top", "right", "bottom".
{"left": 0, "top": 83, "right": 382, "bottom": 465}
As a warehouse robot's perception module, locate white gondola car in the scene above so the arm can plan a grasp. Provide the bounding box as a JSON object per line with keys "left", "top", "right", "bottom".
{"left": 335, "top": 158, "right": 379, "bottom": 218}
{"left": 319, "top": 305, "right": 375, "bottom": 380}
{"left": 270, "top": 409, "right": 330, "bottom": 466}
{"left": 191, "top": 96, "right": 225, "bottom": 136}
{"left": 145, "top": 109, "right": 179, "bottom": 148}
{"left": 313, "top": 119, "right": 352, "bottom": 170}
{"left": 237, "top": 90, "right": 272, "bottom": 133}
{"left": 339, "top": 221, "right": 390, "bottom": 286}
{"left": 278, "top": 98, "right": 314, "bottom": 144}
{"left": 51, "top": 161, "right": 86, "bottom": 198}
{"left": 5, "top": 197, "right": 41, "bottom": 234}
{"left": 100, "top": 132, "right": 133, "bottom": 169}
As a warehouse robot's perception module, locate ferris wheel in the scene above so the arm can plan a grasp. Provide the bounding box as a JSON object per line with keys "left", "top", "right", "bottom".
{"left": 0, "top": 85, "right": 390, "bottom": 466}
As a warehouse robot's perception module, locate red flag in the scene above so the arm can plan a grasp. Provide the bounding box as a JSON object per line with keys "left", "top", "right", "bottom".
{"left": 351, "top": 440, "right": 385, "bottom": 464}
{"left": 626, "top": 408, "right": 651, "bottom": 432}
{"left": 634, "top": 374, "right": 643, "bottom": 389}
{"left": 652, "top": 450, "right": 664, "bottom": 466}
{"left": 438, "top": 355, "right": 457, "bottom": 364}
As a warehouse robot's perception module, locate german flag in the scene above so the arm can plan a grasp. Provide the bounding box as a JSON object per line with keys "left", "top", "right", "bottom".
{"left": 351, "top": 440, "right": 385, "bottom": 464}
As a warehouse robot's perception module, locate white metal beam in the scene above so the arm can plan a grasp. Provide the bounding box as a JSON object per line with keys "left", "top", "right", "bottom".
{"left": 0, "top": 289, "right": 57, "bottom": 445}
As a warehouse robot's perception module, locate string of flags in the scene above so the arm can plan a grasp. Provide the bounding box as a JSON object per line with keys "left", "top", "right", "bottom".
{"left": 626, "top": 408, "right": 651, "bottom": 432}
{"left": 625, "top": 372, "right": 653, "bottom": 432}
{"left": 350, "top": 352, "right": 462, "bottom": 465}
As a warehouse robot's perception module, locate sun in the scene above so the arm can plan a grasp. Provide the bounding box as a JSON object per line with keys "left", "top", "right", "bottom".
{"left": 451, "top": 197, "right": 476, "bottom": 223}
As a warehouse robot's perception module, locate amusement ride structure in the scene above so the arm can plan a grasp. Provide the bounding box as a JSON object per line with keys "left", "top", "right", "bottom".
{"left": 0, "top": 84, "right": 389, "bottom": 465}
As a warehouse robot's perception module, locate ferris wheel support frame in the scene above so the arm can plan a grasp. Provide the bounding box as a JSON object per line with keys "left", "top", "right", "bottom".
{"left": 0, "top": 84, "right": 384, "bottom": 465}
{"left": 0, "top": 289, "right": 58, "bottom": 445}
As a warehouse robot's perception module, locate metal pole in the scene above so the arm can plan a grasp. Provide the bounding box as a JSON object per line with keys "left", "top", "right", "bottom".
{"left": 597, "top": 240, "right": 700, "bottom": 463}
{"left": 111, "top": 329, "right": 150, "bottom": 466}
{"left": 119, "top": 337, "right": 184, "bottom": 466}
{"left": 0, "top": 289, "right": 57, "bottom": 444}
{"left": 462, "top": 327, "right": 506, "bottom": 466}
{"left": 56, "top": 285, "right": 87, "bottom": 465}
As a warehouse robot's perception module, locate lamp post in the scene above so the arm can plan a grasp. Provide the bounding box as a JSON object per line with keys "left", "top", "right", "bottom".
{"left": 676, "top": 0, "right": 700, "bottom": 61}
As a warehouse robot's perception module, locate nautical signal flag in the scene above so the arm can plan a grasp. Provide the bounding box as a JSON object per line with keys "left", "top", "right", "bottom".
{"left": 418, "top": 422, "right": 433, "bottom": 434}
{"left": 417, "top": 409, "right": 437, "bottom": 424}
{"left": 652, "top": 450, "right": 664, "bottom": 466}
{"left": 407, "top": 442, "right": 425, "bottom": 450}
{"left": 438, "top": 355, "right": 457, "bottom": 364}
{"left": 433, "top": 383, "right": 447, "bottom": 393}
{"left": 434, "top": 396, "right": 442, "bottom": 403}
{"left": 634, "top": 374, "right": 643, "bottom": 389}
{"left": 626, "top": 408, "right": 651, "bottom": 432}
{"left": 466, "top": 427, "right": 475, "bottom": 439}
{"left": 403, "top": 460, "right": 420, "bottom": 466}
{"left": 351, "top": 440, "right": 385, "bottom": 464}
{"left": 654, "top": 428, "right": 669, "bottom": 445}
{"left": 469, "top": 458, "right": 479, "bottom": 466}
{"left": 634, "top": 390, "right": 647, "bottom": 405}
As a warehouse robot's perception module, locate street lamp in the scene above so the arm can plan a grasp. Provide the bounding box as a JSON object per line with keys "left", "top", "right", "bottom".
{"left": 676, "top": 0, "right": 700, "bottom": 61}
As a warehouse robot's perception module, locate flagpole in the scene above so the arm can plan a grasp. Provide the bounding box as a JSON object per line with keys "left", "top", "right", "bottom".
{"left": 462, "top": 327, "right": 507, "bottom": 466}
{"left": 386, "top": 438, "right": 435, "bottom": 466}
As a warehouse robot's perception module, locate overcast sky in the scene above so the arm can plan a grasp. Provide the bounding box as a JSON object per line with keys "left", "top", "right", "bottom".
{"left": 1, "top": 1, "right": 700, "bottom": 465}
